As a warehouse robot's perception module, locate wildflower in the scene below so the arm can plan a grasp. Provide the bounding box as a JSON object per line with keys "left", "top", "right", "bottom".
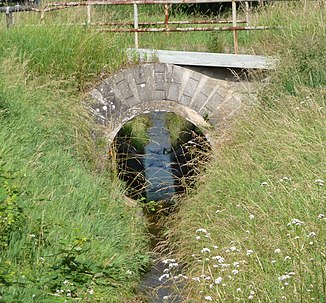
{"left": 280, "top": 176, "right": 291, "bottom": 182}
{"left": 271, "top": 260, "right": 277, "bottom": 264}
{"left": 261, "top": 182, "right": 268, "bottom": 186}
{"left": 126, "top": 270, "right": 133, "bottom": 275}
{"left": 215, "top": 277, "right": 222, "bottom": 284}
{"left": 248, "top": 291, "right": 255, "bottom": 300}
{"left": 196, "top": 228, "right": 208, "bottom": 234}
{"left": 232, "top": 269, "right": 239, "bottom": 275}
{"left": 308, "top": 232, "right": 316, "bottom": 237}
{"left": 169, "top": 262, "right": 178, "bottom": 268}
{"left": 309, "top": 241, "right": 314, "bottom": 245}
{"left": 237, "top": 288, "right": 242, "bottom": 293}
{"left": 318, "top": 214, "right": 325, "bottom": 219}
{"left": 284, "top": 256, "right": 291, "bottom": 261}
{"left": 274, "top": 248, "right": 281, "bottom": 254}
{"left": 294, "top": 236, "right": 300, "bottom": 240}
{"left": 213, "top": 245, "right": 218, "bottom": 249}
{"left": 159, "top": 274, "right": 169, "bottom": 281}
{"left": 288, "top": 218, "right": 304, "bottom": 226}
{"left": 162, "top": 258, "right": 175, "bottom": 264}
{"left": 246, "top": 250, "right": 254, "bottom": 256}
{"left": 29, "top": 234, "right": 36, "bottom": 238}
{"left": 233, "top": 262, "right": 240, "bottom": 267}
{"left": 196, "top": 236, "right": 201, "bottom": 240}
{"left": 163, "top": 296, "right": 170, "bottom": 300}
{"left": 230, "top": 246, "right": 237, "bottom": 251}
{"left": 249, "top": 214, "right": 255, "bottom": 220}
{"left": 102, "top": 105, "right": 107, "bottom": 111}
{"left": 63, "top": 280, "right": 69, "bottom": 285}
{"left": 201, "top": 248, "right": 211, "bottom": 254}
{"left": 192, "top": 277, "right": 200, "bottom": 282}
{"left": 314, "top": 179, "right": 324, "bottom": 186}
{"left": 204, "top": 296, "right": 213, "bottom": 301}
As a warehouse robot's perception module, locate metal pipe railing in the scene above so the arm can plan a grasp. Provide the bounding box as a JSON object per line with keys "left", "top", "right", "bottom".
{"left": 0, "top": 0, "right": 298, "bottom": 52}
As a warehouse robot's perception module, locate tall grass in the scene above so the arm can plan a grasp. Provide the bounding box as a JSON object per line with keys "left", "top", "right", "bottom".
{"left": 0, "top": 23, "right": 149, "bottom": 303}
{"left": 166, "top": 2, "right": 326, "bottom": 302}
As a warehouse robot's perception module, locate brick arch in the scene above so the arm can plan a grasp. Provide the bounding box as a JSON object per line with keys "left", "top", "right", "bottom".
{"left": 88, "top": 63, "right": 252, "bottom": 145}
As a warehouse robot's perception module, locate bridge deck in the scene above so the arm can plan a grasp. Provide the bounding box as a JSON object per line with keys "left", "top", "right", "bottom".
{"left": 129, "top": 48, "right": 277, "bottom": 70}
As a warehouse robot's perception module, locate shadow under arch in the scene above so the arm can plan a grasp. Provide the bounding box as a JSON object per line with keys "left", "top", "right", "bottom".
{"left": 107, "top": 100, "right": 215, "bottom": 147}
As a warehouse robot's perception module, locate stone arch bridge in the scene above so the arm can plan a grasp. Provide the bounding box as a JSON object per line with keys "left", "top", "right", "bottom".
{"left": 88, "top": 61, "right": 261, "bottom": 144}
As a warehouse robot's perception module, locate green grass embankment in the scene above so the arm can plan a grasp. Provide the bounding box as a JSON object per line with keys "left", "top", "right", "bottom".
{"left": 167, "top": 3, "right": 326, "bottom": 302}
{"left": 0, "top": 27, "right": 149, "bottom": 302}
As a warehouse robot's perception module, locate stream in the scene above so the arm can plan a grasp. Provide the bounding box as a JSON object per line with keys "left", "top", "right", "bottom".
{"left": 140, "top": 112, "right": 182, "bottom": 303}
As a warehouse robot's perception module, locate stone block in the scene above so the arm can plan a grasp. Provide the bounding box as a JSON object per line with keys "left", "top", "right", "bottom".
{"left": 154, "top": 73, "right": 166, "bottom": 91}
{"left": 191, "top": 92, "right": 208, "bottom": 112}
{"left": 117, "top": 80, "right": 133, "bottom": 100}
{"left": 114, "top": 71, "right": 125, "bottom": 84}
{"left": 184, "top": 78, "right": 199, "bottom": 97}
{"left": 154, "top": 63, "right": 166, "bottom": 73}
{"left": 171, "top": 65, "right": 184, "bottom": 84}
{"left": 201, "top": 78, "right": 219, "bottom": 97}
{"left": 154, "top": 90, "right": 166, "bottom": 101}
{"left": 138, "top": 83, "right": 153, "bottom": 102}
{"left": 180, "top": 95, "right": 192, "bottom": 106}
{"left": 190, "top": 71, "right": 202, "bottom": 82}
{"left": 205, "top": 91, "right": 224, "bottom": 112}
{"left": 167, "top": 82, "right": 180, "bottom": 101}
{"left": 133, "top": 65, "right": 147, "bottom": 85}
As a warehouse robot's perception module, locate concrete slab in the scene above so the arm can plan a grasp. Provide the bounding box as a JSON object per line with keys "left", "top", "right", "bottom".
{"left": 128, "top": 48, "right": 277, "bottom": 70}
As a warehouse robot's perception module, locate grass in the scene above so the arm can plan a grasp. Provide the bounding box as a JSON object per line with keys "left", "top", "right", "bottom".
{"left": 164, "top": 2, "right": 326, "bottom": 302}
{"left": 0, "top": 23, "right": 149, "bottom": 303}
{"left": 0, "top": 1, "right": 325, "bottom": 302}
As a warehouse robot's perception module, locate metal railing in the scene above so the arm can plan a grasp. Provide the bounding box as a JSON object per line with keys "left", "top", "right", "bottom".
{"left": 0, "top": 0, "right": 295, "bottom": 53}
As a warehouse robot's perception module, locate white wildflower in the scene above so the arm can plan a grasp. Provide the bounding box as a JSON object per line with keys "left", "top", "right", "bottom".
{"left": 308, "top": 232, "right": 316, "bottom": 237}
{"left": 318, "top": 214, "right": 325, "bottom": 219}
{"left": 201, "top": 248, "right": 211, "bottom": 254}
{"left": 261, "top": 182, "right": 268, "bottom": 186}
{"left": 230, "top": 246, "right": 237, "bottom": 251}
{"left": 162, "top": 258, "right": 175, "bottom": 264}
{"left": 215, "top": 277, "right": 222, "bottom": 284}
{"left": 196, "top": 228, "right": 208, "bottom": 234}
{"left": 232, "top": 269, "right": 239, "bottom": 275}
{"left": 249, "top": 214, "right": 255, "bottom": 220}
{"left": 159, "top": 274, "right": 169, "bottom": 281}
{"left": 204, "top": 296, "right": 213, "bottom": 301}
{"left": 288, "top": 218, "right": 304, "bottom": 226}
{"left": 314, "top": 179, "right": 324, "bottom": 186}
{"left": 196, "top": 236, "right": 201, "bottom": 240}
{"left": 284, "top": 256, "right": 291, "bottom": 261}
{"left": 168, "top": 262, "right": 178, "bottom": 268}
{"left": 274, "top": 248, "right": 281, "bottom": 254}
{"left": 246, "top": 250, "right": 254, "bottom": 256}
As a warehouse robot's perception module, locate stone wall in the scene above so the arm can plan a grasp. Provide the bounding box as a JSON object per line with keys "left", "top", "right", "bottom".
{"left": 87, "top": 63, "right": 257, "bottom": 144}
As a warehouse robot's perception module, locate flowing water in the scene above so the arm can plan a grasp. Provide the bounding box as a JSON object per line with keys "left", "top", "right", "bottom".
{"left": 143, "top": 112, "right": 175, "bottom": 203}
{"left": 140, "top": 112, "right": 182, "bottom": 302}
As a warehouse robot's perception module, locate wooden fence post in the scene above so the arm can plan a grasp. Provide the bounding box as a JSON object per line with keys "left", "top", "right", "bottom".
{"left": 232, "top": 0, "right": 238, "bottom": 54}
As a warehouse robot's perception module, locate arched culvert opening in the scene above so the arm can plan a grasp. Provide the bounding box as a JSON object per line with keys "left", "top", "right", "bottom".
{"left": 112, "top": 111, "right": 211, "bottom": 203}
